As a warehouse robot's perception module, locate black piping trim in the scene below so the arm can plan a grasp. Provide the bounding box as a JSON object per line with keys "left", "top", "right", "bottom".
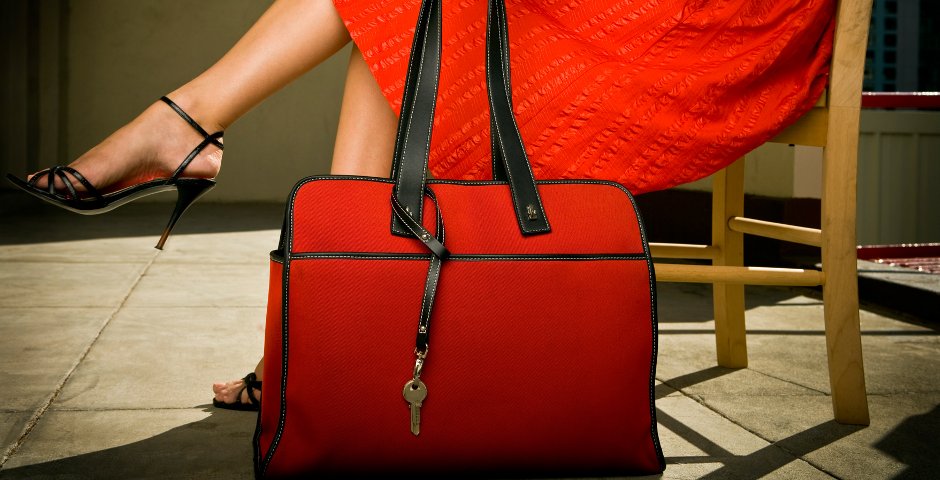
{"left": 255, "top": 174, "right": 302, "bottom": 477}
{"left": 288, "top": 252, "right": 647, "bottom": 261}
{"left": 253, "top": 175, "right": 665, "bottom": 476}
{"left": 611, "top": 182, "right": 666, "bottom": 471}
{"left": 250, "top": 390, "right": 264, "bottom": 475}
{"left": 266, "top": 173, "right": 666, "bottom": 191}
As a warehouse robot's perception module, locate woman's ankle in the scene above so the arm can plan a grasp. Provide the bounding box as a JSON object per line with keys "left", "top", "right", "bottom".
{"left": 165, "top": 86, "right": 229, "bottom": 134}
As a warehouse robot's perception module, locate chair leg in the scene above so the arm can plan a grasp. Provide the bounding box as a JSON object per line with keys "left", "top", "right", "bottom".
{"left": 712, "top": 158, "right": 747, "bottom": 368}
{"left": 822, "top": 106, "right": 870, "bottom": 425}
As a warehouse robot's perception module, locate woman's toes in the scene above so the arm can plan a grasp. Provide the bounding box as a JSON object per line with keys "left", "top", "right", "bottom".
{"left": 213, "top": 379, "right": 251, "bottom": 403}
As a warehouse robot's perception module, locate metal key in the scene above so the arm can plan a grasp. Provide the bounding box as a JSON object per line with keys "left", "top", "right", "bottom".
{"left": 402, "top": 379, "right": 427, "bottom": 436}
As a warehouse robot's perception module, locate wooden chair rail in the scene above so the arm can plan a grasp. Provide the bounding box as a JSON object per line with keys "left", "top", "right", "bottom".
{"left": 653, "top": 264, "right": 825, "bottom": 286}
{"left": 649, "top": 217, "right": 822, "bottom": 261}
{"left": 769, "top": 108, "right": 829, "bottom": 146}
{"left": 727, "top": 217, "right": 823, "bottom": 247}
{"left": 649, "top": 243, "right": 719, "bottom": 260}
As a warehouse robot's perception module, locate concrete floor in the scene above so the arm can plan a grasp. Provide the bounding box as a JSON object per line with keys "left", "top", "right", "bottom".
{"left": 0, "top": 197, "right": 937, "bottom": 479}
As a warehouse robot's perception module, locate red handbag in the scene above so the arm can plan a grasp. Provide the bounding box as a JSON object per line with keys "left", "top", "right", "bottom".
{"left": 254, "top": 0, "right": 664, "bottom": 476}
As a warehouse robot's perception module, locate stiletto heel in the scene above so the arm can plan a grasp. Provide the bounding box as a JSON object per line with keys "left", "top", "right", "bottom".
{"left": 156, "top": 178, "right": 216, "bottom": 250}
{"left": 6, "top": 96, "right": 223, "bottom": 249}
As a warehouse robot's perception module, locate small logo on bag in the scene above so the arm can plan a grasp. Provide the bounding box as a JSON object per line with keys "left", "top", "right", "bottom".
{"left": 527, "top": 204, "right": 538, "bottom": 220}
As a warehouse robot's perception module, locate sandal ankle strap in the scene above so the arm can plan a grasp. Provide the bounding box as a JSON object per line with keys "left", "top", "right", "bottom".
{"left": 159, "top": 96, "right": 224, "bottom": 180}
{"left": 159, "top": 96, "right": 224, "bottom": 145}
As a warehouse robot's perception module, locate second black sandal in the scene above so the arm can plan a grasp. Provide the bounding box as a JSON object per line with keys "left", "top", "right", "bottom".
{"left": 213, "top": 372, "right": 262, "bottom": 412}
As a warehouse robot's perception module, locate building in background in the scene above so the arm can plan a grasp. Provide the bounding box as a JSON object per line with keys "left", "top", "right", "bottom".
{"left": 865, "top": 0, "right": 939, "bottom": 92}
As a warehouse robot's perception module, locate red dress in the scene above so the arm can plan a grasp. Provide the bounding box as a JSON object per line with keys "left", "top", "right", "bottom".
{"left": 333, "top": 0, "right": 835, "bottom": 194}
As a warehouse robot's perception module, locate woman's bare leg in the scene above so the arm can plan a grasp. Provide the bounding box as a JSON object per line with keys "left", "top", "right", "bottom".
{"left": 31, "top": 0, "right": 351, "bottom": 192}
{"left": 330, "top": 46, "right": 398, "bottom": 176}
{"left": 212, "top": 45, "right": 397, "bottom": 406}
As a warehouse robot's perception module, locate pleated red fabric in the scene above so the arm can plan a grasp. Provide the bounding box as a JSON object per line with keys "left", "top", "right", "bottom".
{"left": 332, "top": 0, "right": 835, "bottom": 194}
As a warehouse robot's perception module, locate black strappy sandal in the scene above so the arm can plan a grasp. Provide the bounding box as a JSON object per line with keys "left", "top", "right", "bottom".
{"left": 213, "top": 372, "right": 262, "bottom": 412}
{"left": 5, "top": 96, "right": 223, "bottom": 250}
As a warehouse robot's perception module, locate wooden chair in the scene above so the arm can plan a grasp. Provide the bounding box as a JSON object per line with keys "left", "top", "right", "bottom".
{"left": 650, "top": 0, "right": 873, "bottom": 425}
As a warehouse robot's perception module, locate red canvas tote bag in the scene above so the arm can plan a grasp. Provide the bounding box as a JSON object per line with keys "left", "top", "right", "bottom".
{"left": 253, "top": 0, "right": 665, "bottom": 476}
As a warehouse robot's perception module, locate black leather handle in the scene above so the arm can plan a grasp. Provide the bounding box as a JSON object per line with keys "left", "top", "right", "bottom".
{"left": 389, "top": 0, "right": 441, "bottom": 237}
{"left": 390, "top": 0, "right": 551, "bottom": 237}
{"left": 390, "top": 187, "right": 447, "bottom": 354}
{"left": 488, "top": 0, "right": 511, "bottom": 183}
{"left": 484, "top": 0, "right": 551, "bottom": 233}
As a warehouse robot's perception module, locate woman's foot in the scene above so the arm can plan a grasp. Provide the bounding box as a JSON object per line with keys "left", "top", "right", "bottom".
{"left": 28, "top": 97, "right": 224, "bottom": 195}
{"left": 213, "top": 375, "right": 262, "bottom": 408}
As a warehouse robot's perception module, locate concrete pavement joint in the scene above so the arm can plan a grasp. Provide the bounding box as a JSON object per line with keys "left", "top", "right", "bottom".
{"left": 48, "top": 407, "right": 216, "bottom": 412}
{"left": 0, "top": 256, "right": 158, "bottom": 469}
{"left": 690, "top": 392, "right": 841, "bottom": 479}
{"left": 662, "top": 379, "right": 839, "bottom": 478}
{"left": 746, "top": 367, "right": 830, "bottom": 395}
{"left": 867, "top": 391, "right": 940, "bottom": 396}
{"left": 154, "top": 260, "right": 273, "bottom": 265}
{"left": 108, "top": 306, "right": 266, "bottom": 309}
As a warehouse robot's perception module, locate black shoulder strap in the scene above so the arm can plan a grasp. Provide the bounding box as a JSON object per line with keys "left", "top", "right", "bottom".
{"left": 389, "top": 0, "right": 551, "bottom": 237}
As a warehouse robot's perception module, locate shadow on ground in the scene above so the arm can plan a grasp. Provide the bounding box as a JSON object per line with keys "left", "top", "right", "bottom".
{"left": 658, "top": 367, "right": 871, "bottom": 479}
{"left": 1, "top": 408, "right": 256, "bottom": 479}
{"left": 0, "top": 194, "right": 286, "bottom": 246}
{"left": 4, "top": 367, "right": 937, "bottom": 478}
{"left": 875, "top": 404, "right": 940, "bottom": 479}
{"left": 704, "top": 420, "right": 862, "bottom": 479}
{"left": 656, "top": 283, "right": 821, "bottom": 324}
{"left": 655, "top": 366, "right": 940, "bottom": 479}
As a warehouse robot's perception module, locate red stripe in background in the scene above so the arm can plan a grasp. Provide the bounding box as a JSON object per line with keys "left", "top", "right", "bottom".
{"left": 857, "top": 243, "right": 940, "bottom": 274}
{"left": 862, "top": 92, "right": 940, "bottom": 109}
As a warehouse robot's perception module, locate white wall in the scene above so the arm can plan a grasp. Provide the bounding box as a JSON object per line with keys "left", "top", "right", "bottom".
{"left": 675, "top": 109, "right": 940, "bottom": 245}
{"left": 857, "top": 110, "right": 940, "bottom": 244}
{"left": 675, "top": 143, "right": 822, "bottom": 199}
